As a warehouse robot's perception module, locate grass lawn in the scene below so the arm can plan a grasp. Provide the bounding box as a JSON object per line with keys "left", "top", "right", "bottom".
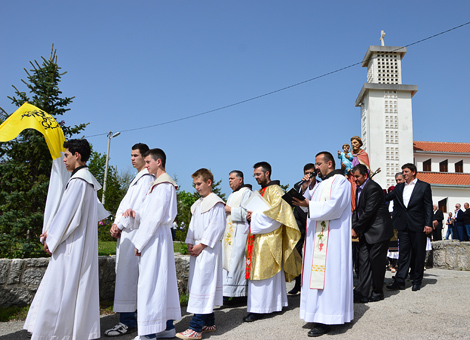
{"left": 98, "top": 241, "right": 188, "bottom": 256}
{"left": 98, "top": 240, "right": 117, "bottom": 256}
{"left": 0, "top": 306, "right": 30, "bottom": 322}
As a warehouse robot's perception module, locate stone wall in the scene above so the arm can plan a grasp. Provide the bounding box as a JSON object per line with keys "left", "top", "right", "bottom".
{"left": 0, "top": 254, "right": 190, "bottom": 308}
{"left": 432, "top": 240, "right": 470, "bottom": 270}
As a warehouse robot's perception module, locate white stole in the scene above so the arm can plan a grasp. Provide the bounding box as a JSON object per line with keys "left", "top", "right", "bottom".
{"left": 223, "top": 188, "right": 246, "bottom": 271}
{"left": 309, "top": 175, "right": 338, "bottom": 289}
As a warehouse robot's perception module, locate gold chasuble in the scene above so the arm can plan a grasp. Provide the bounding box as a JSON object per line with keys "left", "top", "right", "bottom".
{"left": 246, "top": 182, "right": 302, "bottom": 282}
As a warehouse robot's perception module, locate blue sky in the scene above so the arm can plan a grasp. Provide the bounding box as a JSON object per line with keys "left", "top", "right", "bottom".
{"left": 1, "top": 1, "right": 469, "bottom": 195}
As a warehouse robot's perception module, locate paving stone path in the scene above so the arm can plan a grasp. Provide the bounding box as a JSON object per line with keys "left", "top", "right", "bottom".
{"left": 1, "top": 268, "right": 469, "bottom": 339}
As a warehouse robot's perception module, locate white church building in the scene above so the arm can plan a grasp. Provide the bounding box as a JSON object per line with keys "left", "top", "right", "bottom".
{"left": 354, "top": 36, "right": 470, "bottom": 227}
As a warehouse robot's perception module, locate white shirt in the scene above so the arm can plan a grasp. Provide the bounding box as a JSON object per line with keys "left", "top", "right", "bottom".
{"left": 403, "top": 178, "right": 417, "bottom": 208}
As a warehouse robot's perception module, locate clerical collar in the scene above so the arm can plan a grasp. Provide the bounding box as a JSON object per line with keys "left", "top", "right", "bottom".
{"left": 322, "top": 169, "right": 343, "bottom": 181}
{"left": 71, "top": 165, "right": 87, "bottom": 177}
{"left": 261, "top": 180, "right": 280, "bottom": 189}
{"left": 233, "top": 183, "right": 252, "bottom": 192}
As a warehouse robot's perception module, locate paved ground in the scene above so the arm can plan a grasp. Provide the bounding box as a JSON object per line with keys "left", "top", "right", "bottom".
{"left": 1, "top": 268, "right": 469, "bottom": 340}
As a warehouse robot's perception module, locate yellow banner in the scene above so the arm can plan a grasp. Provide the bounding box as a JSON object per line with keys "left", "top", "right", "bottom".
{"left": 0, "top": 103, "right": 65, "bottom": 159}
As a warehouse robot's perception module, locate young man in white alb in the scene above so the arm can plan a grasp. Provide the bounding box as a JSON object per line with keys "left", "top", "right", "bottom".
{"left": 25, "top": 139, "right": 106, "bottom": 340}
{"left": 126, "top": 148, "right": 181, "bottom": 340}
{"left": 105, "top": 143, "right": 154, "bottom": 337}
{"left": 176, "top": 168, "right": 226, "bottom": 340}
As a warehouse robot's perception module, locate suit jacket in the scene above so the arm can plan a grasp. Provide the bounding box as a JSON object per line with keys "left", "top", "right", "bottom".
{"left": 433, "top": 209, "right": 444, "bottom": 229}
{"left": 464, "top": 209, "right": 470, "bottom": 225}
{"left": 385, "top": 179, "right": 433, "bottom": 233}
{"left": 352, "top": 179, "right": 393, "bottom": 244}
{"left": 454, "top": 209, "right": 465, "bottom": 227}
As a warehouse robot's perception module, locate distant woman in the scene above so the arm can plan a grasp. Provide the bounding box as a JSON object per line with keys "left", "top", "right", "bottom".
{"left": 445, "top": 212, "right": 454, "bottom": 240}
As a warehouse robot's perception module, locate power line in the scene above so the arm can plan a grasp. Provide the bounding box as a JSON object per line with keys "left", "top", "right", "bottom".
{"left": 85, "top": 20, "right": 470, "bottom": 139}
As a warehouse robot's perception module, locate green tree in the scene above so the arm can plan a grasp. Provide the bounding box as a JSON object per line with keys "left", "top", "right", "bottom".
{"left": 280, "top": 183, "right": 290, "bottom": 193}
{"left": 0, "top": 46, "right": 86, "bottom": 258}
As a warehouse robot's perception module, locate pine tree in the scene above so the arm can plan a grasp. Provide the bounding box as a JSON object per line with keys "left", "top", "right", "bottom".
{"left": 0, "top": 46, "right": 86, "bottom": 258}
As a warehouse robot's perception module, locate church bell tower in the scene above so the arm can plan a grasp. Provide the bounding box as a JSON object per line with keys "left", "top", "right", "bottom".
{"left": 355, "top": 32, "right": 418, "bottom": 189}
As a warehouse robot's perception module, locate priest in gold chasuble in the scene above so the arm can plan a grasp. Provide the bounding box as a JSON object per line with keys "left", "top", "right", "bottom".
{"left": 243, "top": 162, "right": 301, "bottom": 323}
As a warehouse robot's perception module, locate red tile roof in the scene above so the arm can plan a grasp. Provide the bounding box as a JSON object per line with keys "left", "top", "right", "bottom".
{"left": 414, "top": 141, "right": 470, "bottom": 153}
{"left": 417, "top": 172, "right": 470, "bottom": 186}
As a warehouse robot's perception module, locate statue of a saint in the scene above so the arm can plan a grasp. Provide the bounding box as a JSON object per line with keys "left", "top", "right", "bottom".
{"left": 348, "top": 136, "right": 371, "bottom": 212}
{"left": 350, "top": 136, "right": 370, "bottom": 170}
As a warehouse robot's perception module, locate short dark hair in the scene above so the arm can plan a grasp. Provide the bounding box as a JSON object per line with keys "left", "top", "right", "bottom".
{"left": 315, "top": 151, "right": 336, "bottom": 168}
{"left": 229, "top": 170, "right": 244, "bottom": 179}
{"left": 143, "top": 148, "right": 166, "bottom": 168}
{"left": 192, "top": 168, "right": 213, "bottom": 184}
{"left": 303, "top": 163, "right": 315, "bottom": 172}
{"left": 253, "top": 161, "right": 272, "bottom": 177}
{"left": 402, "top": 163, "right": 417, "bottom": 173}
{"left": 64, "top": 139, "right": 91, "bottom": 162}
{"left": 352, "top": 164, "right": 369, "bottom": 176}
{"left": 132, "top": 143, "right": 149, "bottom": 156}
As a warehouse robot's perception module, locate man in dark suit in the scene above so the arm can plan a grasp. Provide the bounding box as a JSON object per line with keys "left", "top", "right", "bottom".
{"left": 464, "top": 203, "right": 470, "bottom": 241}
{"left": 386, "top": 163, "right": 433, "bottom": 292}
{"left": 432, "top": 204, "right": 444, "bottom": 241}
{"left": 453, "top": 203, "right": 465, "bottom": 242}
{"left": 288, "top": 163, "right": 317, "bottom": 295}
{"left": 351, "top": 164, "right": 393, "bottom": 302}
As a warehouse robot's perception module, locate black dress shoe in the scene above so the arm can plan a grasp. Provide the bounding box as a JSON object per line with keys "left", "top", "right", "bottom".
{"left": 243, "top": 313, "right": 263, "bottom": 322}
{"left": 386, "top": 281, "right": 405, "bottom": 290}
{"left": 368, "top": 293, "right": 384, "bottom": 302}
{"left": 308, "top": 324, "right": 331, "bottom": 337}
{"left": 288, "top": 288, "right": 300, "bottom": 295}
{"left": 354, "top": 295, "right": 368, "bottom": 303}
{"left": 412, "top": 284, "right": 421, "bottom": 291}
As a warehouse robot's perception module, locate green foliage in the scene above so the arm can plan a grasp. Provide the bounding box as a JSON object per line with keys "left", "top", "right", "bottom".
{"left": 175, "top": 189, "right": 198, "bottom": 241}
{"left": 0, "top": 305, "right": 30, "bottom": 322}
{"left": 98, "top": 240, "right": 117, "bottom": 256}
{"left": 97, "top": 219, "right": 115, "bottom": 242}
{"left": 179, "top": 294, "right": 189, "bottom": 306}
{"left": 0, "top": 46, "right": 86, "bottom": 258}
{"left": 280, "top": 183, "right": 289, "bottom": 193}
{"left": 99, "top": 301, "right": 115, "bottom": 315}
{"left": 173, "top": 241, "right": 188, "bottom": 255}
